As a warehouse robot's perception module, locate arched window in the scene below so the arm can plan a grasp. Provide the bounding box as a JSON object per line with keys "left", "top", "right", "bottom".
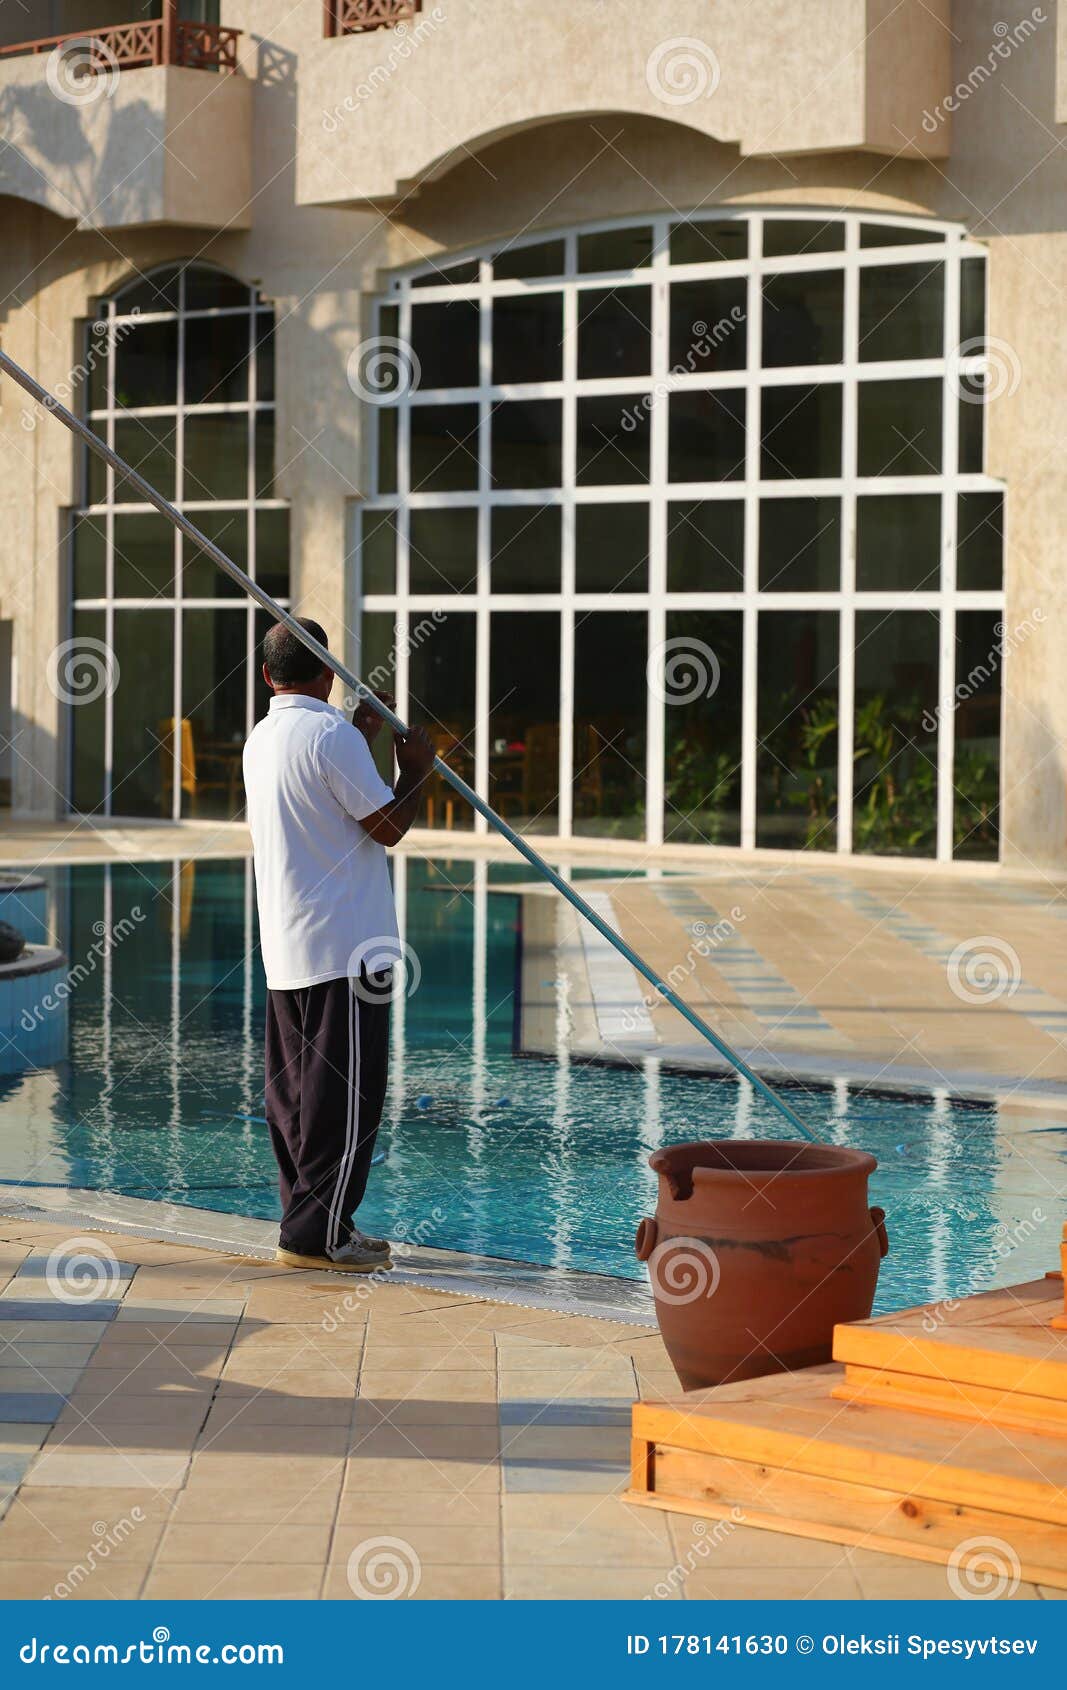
{"left": 68, "top": 262, "right": 288, "bottom": 819}
{"left": 357, "top": 211, "right": 1004, "bottom": 861}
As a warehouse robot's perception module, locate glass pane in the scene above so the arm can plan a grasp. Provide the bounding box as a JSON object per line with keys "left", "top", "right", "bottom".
{"left": 360, "top": 509, "right": 397, "bottom": 595}
{"left": 669, "top": 279, "right": 746, "bottom": 373}
{"left": 113, "top": 512, "right": 174, "bottom": 598}
{"left": 256, "top": 508, "right": 289, "bottom": 599}
{"left": 72, "top": 514, "right": 106, "bottom": 598}
{"left": 255, "top": 415, "right": 275, "bottom": 499}
{"left": 111, "top": 610, "right": 175, "bottom": 819}
{"left": 113, "top": 416, "right": 178, "bottom": 501}
{"left": 958, "top": 393, "right": 983, "bottom": 473}
{"left": 856, "top": 495, "right": 941, "bottom": 591}
{"left": 493, "top": 240, "right": 565, "bottom": 280}
{"left": 181, "top": 610, "right": 247, "bottom": 819}
{"left": 256, "top": 314, "right": 275, "bottom": 402}
{"left": 859, "top": 263, "right": 944, "bottom": 362}
{"left": 668, "top": 390, "right": 746, "bottom": 482}
{"left": 956, "top": 492, "right": 1003, "bottom": 589}
{"left": 183, "top": 508, "right": 246, "bottom": 599}
{"left": 960, "top": 258, "right": 986, "bottom": 345}
{"left": 184, "top": 414, "right": 249, "bottom": 501}
{"left": 670, "top": 220, "right": 748, "bottom": 266}
{"left": 410, "top": 403, "right": 479, "bottom": 492}
{"left": 954, "top": 609, "right": 1002, "bottom": 861}
{"left": 86, "top": 321, "right": 110, "bottom": 412}
{"left": 575, "top": 504, "right": 649, "bottom": 591}
{"left": 756, "top": 610, "right": 839, "bottom": 849}
{"left": 359, "top": 611, "right": 400, "bottom": 782}
{"left": 409, "top": 612, "right": 476, "bottom": 831}
{"left": 762, "top": 271, "right": 844, "bottom": 366}
{"left": 184, "top": 313, "right": 249, "bottom": 404}
{"left": 491, "top": 399, "right": 562, "bottom": 489}
{"left": 860, "top": 223, "right": 942, "bottom": 248}
{"left": 114, "top": 266, "right": 180, "bottom": 314}
{"left": 184, "top": 267, "right": 250, "bottom": 311}
{"left": 410, "top": 301, "right": 480, "bottom": 389}
{"left": 411, "top": 259, "right": 479, "bottom": 288}
{"left": 489, "top": 611, "right": 560, "bottom": 831}
{"left": 667, "top": 501, "right": 744, "bottom": 591}
{"left": 577, "top": 396, "right": 651, "bottom": 484}
{"left": 761, "top": 384, "right": 841, "bottom": 479}
{"left": 577, "top": 227, "right": 653, "bottom": 272}
{"left": 493, "top": 293, "right": 564, "bottom": 385}
{"left": 763, "top": 220, "right": 844, "bottom": 257}
{"left": 663, "top": 610, "right": 743, "bottom": 846}
{"left": 491, "top": 505, "right": 561, "bottom": 591}
{"left": 69, "top": 609, "right": 107, "bottom": 814}
{"left": 573, "top": 613, "right": 646, "bottom": 838}
{"left": 377, "top": 407, "right": 397, "bottom": 495}
{"left": 853, "top": 610, "right": 939, "bottom": 856}
{"left": 759, "top": 498, "right": 840, "bottom": 591}
{"left": 857, "top": 379, "right": 941, "bottom": 475}
{"left": 113, "top": 320, "right": 178, "bottom": 408}
{"left": 409, "top": 508, "right": 477, "bottom": 594}
{"left": 577, "top": 287, "right": 651, "bottom": 379}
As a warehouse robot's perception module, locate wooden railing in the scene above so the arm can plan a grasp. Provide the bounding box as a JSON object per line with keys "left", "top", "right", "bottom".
{"left": 324, "top": 0, "right": 422, "bottom": 37}
{"left": 0, "top": 18, "right": 241, "bottom": 73}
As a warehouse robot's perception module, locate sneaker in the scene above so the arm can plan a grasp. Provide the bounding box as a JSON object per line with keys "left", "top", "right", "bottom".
{"left": 348, "top": 1226, "right": 391, "bottom": 1254}
{"left": 276, "top": 1239, "right": 392, "bottom": 1274}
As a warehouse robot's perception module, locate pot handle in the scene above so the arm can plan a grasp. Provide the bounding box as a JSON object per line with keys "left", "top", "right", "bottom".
{"left": 635, "top": 1217, "right": 658, "bottom": 1262}
{"left": 870, "top": 1205, "right": 889, "bottom": 1259}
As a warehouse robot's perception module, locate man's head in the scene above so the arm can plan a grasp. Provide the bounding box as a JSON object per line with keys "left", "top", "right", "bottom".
{"left": 262, "top": 618, "right": 333, "bottom": 701}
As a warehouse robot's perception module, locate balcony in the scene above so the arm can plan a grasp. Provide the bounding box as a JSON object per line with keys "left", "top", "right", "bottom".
{"left": 0, "top": 14, "right": 251, "bottom": 231}
{"left": 298, "top": 0, "right": 952, "bottom": 209}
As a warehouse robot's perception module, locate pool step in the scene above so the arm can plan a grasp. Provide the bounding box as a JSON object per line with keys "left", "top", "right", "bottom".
{"left": 626, "top": 1273, "right": 1067, "bottom": 1589}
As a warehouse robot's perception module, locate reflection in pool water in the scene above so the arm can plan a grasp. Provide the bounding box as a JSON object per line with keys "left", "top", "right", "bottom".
{"left": 0, "top": 855, "right": 1063, "bottom": 1311}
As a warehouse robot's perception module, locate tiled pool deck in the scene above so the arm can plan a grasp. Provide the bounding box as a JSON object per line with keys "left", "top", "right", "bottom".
{"left": 3, "top": 1211, "right": 1045, "bottom": 1603}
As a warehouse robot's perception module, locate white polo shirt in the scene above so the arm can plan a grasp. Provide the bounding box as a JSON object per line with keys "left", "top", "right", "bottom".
{"left": 243, "top": 694, "right": 399, "bottom": 991}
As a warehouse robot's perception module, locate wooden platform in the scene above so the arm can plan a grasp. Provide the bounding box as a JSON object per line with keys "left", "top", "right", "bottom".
{"left": 626, "top": 1266, "right": 1067, "bottom": 1588}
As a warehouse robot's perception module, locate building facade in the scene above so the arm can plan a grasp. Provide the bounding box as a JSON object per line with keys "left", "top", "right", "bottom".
{"left": 0, "top": 0, "right": 1059, "bottom": 868}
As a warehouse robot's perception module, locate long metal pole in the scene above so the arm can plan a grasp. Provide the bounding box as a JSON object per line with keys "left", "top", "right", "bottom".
{"left": 1, "top": 349, "right": 815, "bottom": 1142}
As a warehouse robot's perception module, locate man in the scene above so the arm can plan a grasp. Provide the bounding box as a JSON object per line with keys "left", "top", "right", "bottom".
{"left": 243, "top": 617, "right": 435, "bottom": 1273}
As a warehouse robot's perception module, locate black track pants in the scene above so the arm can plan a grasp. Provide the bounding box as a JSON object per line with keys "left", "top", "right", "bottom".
{"left": 264, "top": 973, "right": 390, "bottom": 1256}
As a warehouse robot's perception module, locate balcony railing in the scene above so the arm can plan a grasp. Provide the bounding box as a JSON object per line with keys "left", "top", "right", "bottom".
{"left": 324, "top": 0, "right": 422, "bottom": 36}
{"left": 0, "top": 18, "right": 240, "bottom": 74}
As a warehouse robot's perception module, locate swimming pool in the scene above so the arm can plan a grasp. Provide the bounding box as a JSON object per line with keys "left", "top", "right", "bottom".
{"left": 0, "top": 854, "right": 1063, "bottom": 1313}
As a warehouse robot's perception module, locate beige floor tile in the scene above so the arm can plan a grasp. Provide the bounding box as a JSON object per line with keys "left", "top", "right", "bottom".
{"left": 358, "top": 1369, "right": 497, "bottom": 1401}
{"left": 0, "top": 1424, "right": 49, "bottom": 1454}
{"left": 28, "top": 1451, "right": 190, "bottom": 1489}
{"left": 0, "top": 1343, "right": 98, "bottom": 1368}
{"left": 856, "top": 1566, "right": 1042, "bottom": 1600}
{"left": 506, "top": 1563, "right": 677, "bottom": 1599}
{"left": 157, "top": 1520, "right": 333, "bottom": 1564}
{"left": 354, "top": 1399, "right": 497, "bottom": 1428}
{"left": 143, "top": 1562, "right": 323, "bottom": 1599}
{"left": 667, "top": 1520, "right": 856, "bottom": 1570}
{"left": 1038, "top": 1585, "right": 1067, "bottom": 1598}
{"left": 684, "top": 1565, "right": 864, "bottom": 1599}
{"left": 55, "top": 1394, "right": 211, "bottom": 1426}
{"left": 323, "top": 1561, "right": 501, "bottom": 1600}
{"left": 360, "top": 1346, "right": 495, "bottom": 1372}
{"left": 101, "top": 1323, "right": 239, "bottom": 1347}
{"left": 0, "top": 1559, "right": 147, "bottom": 1598}
{"left": 172, "top": 1474, "right": 342, "bottom": 1524}
{"left": 342, "top": 1457, "right": 500, "bottom": 1494}
{"left": 336, "top": 1489, "right": 500, "bottom": 1527}
{"left": 197, "top": 1423, "right": 349, "bottom": 1457}
{"left": 0, "top": 1487, "right": 170, "bottom": 1561}
{"left": 333, "top": 1522, "right": 500, "bottom": 1565}
{"left": 348, "top": 1425, "right": 500, "bottom": 1460}
{"left": 205, "top": 1395, "right": 353, "bottom": 1428}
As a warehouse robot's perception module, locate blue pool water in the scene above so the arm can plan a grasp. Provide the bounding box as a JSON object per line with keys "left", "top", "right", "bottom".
{"left": 0, "top": 855, "right": 1064, "bottom": 1312}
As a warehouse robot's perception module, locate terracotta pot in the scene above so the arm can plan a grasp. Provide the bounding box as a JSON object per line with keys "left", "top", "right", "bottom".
{"left": 635, "top": 1139, "right": 888, "bottom": 1391}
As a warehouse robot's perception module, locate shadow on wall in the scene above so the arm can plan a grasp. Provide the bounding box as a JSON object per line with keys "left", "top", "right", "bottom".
{"left": 0, "top": 80, "right": 167, "bottom": 230}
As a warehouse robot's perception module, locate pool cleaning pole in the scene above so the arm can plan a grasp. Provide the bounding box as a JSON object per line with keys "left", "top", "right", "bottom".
{"left": 1, "top": 348, "right": 816, "bottom": 1143}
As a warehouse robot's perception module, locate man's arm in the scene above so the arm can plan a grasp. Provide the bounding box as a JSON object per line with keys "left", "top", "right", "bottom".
{"left": 358, "top": 725, "right": 436, "bottom": 847}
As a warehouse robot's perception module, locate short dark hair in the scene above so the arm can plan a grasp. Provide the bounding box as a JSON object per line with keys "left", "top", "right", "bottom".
{"left": 262, "top": 618, "right": 330, "bottom": 685}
